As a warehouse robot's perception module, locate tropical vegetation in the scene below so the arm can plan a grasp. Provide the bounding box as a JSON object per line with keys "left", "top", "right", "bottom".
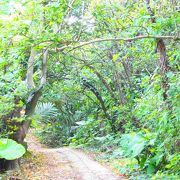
{"left": 0, "top": 0, "right": 179, "bottom": 179}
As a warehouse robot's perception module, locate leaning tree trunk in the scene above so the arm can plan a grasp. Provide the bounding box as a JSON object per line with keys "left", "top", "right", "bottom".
{"left": 2, "top": 88, "right": 42, "bottom": 170}
{"left": 82, "top": 77, "right": 111, "bottom": 120}
{"left": 11, "top": 87, "right": 43, "bottom": 145}
{"left": 2, "top": 48, "right": 48, "bottom": 170}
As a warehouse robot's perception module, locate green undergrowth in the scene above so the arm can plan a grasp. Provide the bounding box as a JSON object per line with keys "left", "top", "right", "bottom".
{"left": 77, "top": 147, "right": 179, "bottom": 180}
{"left": 68, "top": 133, "right": 180, "bottom": 180}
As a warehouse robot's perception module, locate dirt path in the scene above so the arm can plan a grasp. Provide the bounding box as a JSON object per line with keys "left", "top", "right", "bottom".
{"left": 24, "top": 134, "right": 125, "bottom": 180}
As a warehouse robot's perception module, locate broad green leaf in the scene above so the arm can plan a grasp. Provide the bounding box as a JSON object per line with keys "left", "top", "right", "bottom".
{"left": 0, "top": 138, "right": 26, "bottom": 160}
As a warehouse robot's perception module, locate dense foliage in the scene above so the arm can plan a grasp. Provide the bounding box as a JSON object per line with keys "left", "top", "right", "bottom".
{"left": 0, "top": 0, "right": 179, "bottom": 178}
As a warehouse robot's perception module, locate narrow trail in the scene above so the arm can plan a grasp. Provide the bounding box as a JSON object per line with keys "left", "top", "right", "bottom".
{"left": 25, "top": 134, "right": 125, "bottom": 180}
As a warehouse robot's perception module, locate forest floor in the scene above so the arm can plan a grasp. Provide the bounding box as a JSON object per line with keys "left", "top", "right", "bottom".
{"left": 4, "top": 133, "right": 126, "bottom": 180}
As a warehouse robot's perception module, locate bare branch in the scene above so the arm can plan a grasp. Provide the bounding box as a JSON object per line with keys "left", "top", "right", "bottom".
{"left": 26, "top": 48, "right": 36, "bottom": 88}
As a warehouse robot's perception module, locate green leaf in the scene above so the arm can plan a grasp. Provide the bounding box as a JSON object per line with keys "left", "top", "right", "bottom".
{"left": 0, "top": 138, "right": 26, "bottom": 160}
{"left": 147, "top": 163, "right": 156, "bottom": 175}
{"left": 131, "top": 141, "right": 146, "bottom": 157}
{"left": 120, "top": 133, "right": 147, "bottom": 158}
{"left": 112, "top": 53, "right": 121, "bottom": 62}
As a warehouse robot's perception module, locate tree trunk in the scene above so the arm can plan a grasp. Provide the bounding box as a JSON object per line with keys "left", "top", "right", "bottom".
{"left": 82, "top": 78, "right": 111, "bottom": 120}
{"left": 11, "top": 87, "right": 43, "bottom": 144}
{"left": 87, "top": 65, "right": 117, "bottom": 101}
{"left": 145, "top": 0, "right": 170, "bottom": 100}
{"left": 112, "top": 61, "right": 127, "bottom": 104}
{"left": 157, "top": 39, "right": 169, "bottom": 100}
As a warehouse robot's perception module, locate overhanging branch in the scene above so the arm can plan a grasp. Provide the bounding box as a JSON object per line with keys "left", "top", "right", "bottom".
{"left": 55, "top": 35, "right": 180, "bottom": 52}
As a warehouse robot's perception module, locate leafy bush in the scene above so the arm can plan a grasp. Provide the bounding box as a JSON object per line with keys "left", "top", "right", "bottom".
{"left": 69, "top": 118, "right": 105, "bottom": 146}
{"left": 120, "top": 132, "right": 180, "bottom": 176}
{"left": 36, "top": 122, "right": 69, "bottom": 147}
{"left": 35, "top": 102, "right": 71, "bottom": 147}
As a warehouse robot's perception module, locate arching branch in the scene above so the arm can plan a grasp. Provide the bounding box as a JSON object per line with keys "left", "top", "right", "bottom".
{"left": 55, "top": 35, "right": 180, "bottom": 52}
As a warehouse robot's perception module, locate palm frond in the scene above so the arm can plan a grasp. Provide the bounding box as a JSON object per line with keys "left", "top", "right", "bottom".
{"left": 35, "top": 102, "right": 58, "bottom": 119}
